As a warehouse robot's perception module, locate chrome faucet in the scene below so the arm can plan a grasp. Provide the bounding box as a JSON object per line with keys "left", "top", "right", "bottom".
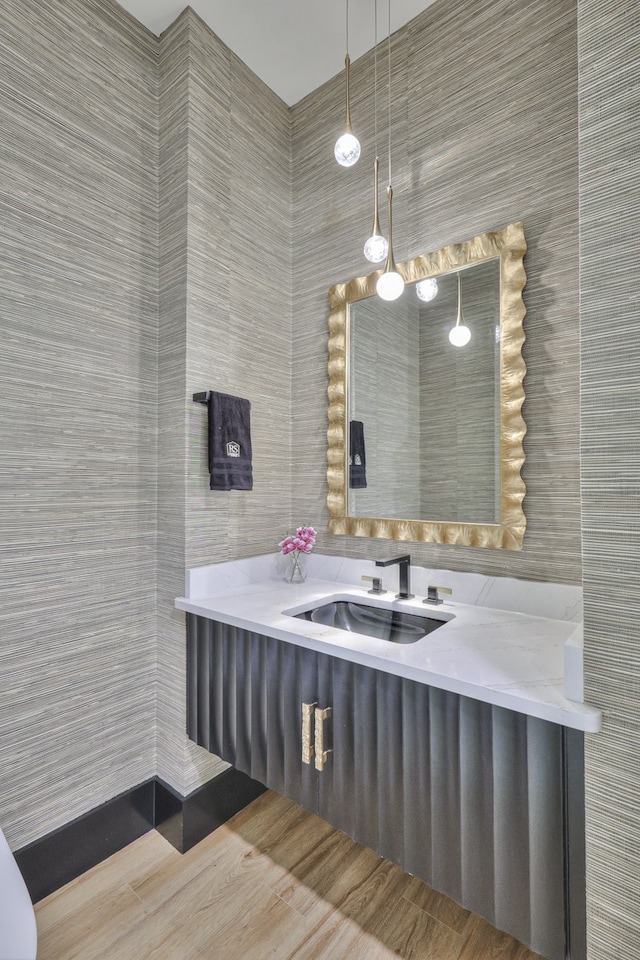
{"left": 375, "top": 555, "right": 414, "bottom": 600}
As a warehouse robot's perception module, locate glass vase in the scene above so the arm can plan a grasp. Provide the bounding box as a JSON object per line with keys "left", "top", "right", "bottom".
{"left": 285, "top": 551, "right": 307, "bottom": 583}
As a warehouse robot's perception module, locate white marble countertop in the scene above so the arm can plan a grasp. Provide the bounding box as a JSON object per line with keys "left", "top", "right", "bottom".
{"left": 175, "top": 556, "right": 601, "bottom": 734}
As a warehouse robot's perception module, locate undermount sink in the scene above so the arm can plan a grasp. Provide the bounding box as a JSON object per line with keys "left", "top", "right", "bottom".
{"left": 292, "top": 600, "right": 449, "bottom": 644}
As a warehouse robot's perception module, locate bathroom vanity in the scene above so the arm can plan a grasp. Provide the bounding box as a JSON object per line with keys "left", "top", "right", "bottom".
{"left": 176, "top": 555, "right": 599, "bottom": 960}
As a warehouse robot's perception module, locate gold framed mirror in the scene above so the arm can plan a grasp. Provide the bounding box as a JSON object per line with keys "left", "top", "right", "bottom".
{"left": 327, "top": 221, "right": 527, "bottom": 549}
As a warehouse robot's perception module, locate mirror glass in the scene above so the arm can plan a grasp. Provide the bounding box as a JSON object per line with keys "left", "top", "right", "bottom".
{"left": 349, "top": 260, "right": 501, "bottom": 524}
{"left": 327, "top": 222, "right": 527, "bottom": 550}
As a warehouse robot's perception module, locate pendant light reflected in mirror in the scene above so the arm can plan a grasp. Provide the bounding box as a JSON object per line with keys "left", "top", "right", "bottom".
{"left": 449, "top": 271, "right": 472, "bottom": 346}
{"left": 376, "top": 0, "right": 404, "bottom": 300}
{"left": 364, "top": 0, "right": 388, "bottom": 263}
{"left": 334, "top": 0, "right": 361, "bottom": 167}
{"left": 416, "top": 277, "right": 438, "bottom": 302}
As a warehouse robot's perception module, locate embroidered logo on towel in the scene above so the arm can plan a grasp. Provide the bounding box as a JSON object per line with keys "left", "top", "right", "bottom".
{"left": 226, "top": 441, "right": 241, "bottom": 458}
{"left": 354, "top": 454, "right": 362, "bottom": 465}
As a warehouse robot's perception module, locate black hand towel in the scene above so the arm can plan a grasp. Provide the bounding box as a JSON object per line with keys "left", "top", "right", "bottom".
{"left": 349, "top": 420, "right": 367, "bottom": 489}
{"left": 208, "top": 391, "right": 253, "bottom": 491}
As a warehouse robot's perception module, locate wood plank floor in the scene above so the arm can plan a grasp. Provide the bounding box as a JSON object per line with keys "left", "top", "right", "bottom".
{"left": 34, "top": 790, "right": 544, "bottom": 960}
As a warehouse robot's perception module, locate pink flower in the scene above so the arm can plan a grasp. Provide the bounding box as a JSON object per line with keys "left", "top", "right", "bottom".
{"left": 279, "top": 524, "right": 316, "bottom": 556}
{"left": 296, "top": 526, "right": 316, "bottom": 543}
{"left": 278, "top": 536, "right": 298, "bottom": 555}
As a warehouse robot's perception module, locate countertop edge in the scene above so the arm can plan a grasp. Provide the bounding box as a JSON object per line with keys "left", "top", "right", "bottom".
{"left": 175, "top": 591, "right": 602, "bottom": 735}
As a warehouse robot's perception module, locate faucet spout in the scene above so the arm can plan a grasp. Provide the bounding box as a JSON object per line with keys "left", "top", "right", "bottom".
{"left": 375, "top": 555, "right": 414, "bottom": 600}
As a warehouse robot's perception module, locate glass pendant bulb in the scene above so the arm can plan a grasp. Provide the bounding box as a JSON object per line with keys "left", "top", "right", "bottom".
{"left": 376, "top": 185, "right": 404, "bottom": 301}
{"left": 334, "top": 131, "right": 361, "bottom": 167}
{"left": 377, "top": 268, "right": 405, "bottom": 301}
{"left": 449, "top": 324, "right": 471, "bottom": 347}
{"left": 449, "top": 272, "right": 471, "bottom": 346}
{"left": 416, "top": 277, "right": 438, "bottom": 302}
{"left": 364, "top": 158, "right": 388, "bottom": 263}
{"left": 364, "top": 233, "right": 388, "bottom": 263}
{"left": 334, "top": 54, "right": 360, "bottom": 167}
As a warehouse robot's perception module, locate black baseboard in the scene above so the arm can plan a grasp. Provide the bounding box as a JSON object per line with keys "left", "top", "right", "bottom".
{"left": 15, "top": 780, "right": 155, "bottom": 903}
{"left": 15, "top": 769, "right": 266, "bottom": 903}
{"left": 155, "top": 768, "right": 267, "bottom": 853}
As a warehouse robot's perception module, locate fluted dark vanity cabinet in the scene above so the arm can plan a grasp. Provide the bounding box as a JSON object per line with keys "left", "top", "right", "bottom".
{"left": 187, "top": 614, "right": 585, "bottom": 960}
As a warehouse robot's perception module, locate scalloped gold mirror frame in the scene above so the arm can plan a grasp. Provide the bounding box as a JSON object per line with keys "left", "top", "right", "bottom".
{"left": 327, "top": 221, "right": 527, "bottom": 549}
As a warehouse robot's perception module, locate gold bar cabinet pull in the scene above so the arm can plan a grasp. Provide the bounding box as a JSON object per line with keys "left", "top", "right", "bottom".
{"left": 314, "top": 706, "right": 332, "bottom": 771}
{"left": 301, "top": 702, "right": 317, "bottom": 764}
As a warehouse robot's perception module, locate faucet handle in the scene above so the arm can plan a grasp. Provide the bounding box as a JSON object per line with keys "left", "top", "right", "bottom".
{"left": 361, "top": 575, "right": 386, "bottom": 595}
{"left": 424, "top": 585, "right": 452, "bottom": 605}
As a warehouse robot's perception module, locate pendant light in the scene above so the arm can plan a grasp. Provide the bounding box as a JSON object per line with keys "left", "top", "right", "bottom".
{"left": 334, "top": 0, "right": 361, "bottom": 167}
{"left": 376, "top": 0, "right": 404, "bottom": 301}
{"left": 363, "top": 0, "right": 388, "bottom": 264}
{"left": 364, "top": 159, "right": 387, "bottom": 262}
{"left": 449, "top": 271, "right": 472, "bottom": 346}
{"left": 376, "top": 186, "right": 404, "bottom": 299}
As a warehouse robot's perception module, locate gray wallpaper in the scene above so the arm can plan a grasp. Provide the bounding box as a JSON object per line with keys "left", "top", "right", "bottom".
{"left": 157, "top": 11, "right": 209, "bottom": 799}
{"left": 292, "top": 0, "right": 581, "bottom": 584}
{"left": 0, "top": 0, "right": 293, "bottom": 842}
{"left": 158, "top": 10, "right": 293, "bottom": 794}
{"left": 0, "top": 0, "right": 581, "bottom": 837}
{"left": 2, "top": 2, "right": 639, "bottom": 955}
{"left": 578, "top": 0, "right": 640, "bottom": 956}
{"left": 0, "top": 0, "right": 158, "bottom": 846}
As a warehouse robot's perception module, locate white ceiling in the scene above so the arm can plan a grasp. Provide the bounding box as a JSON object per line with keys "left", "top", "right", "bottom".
{"left": 117, "top": 0, "right": 436, "bottom": 106}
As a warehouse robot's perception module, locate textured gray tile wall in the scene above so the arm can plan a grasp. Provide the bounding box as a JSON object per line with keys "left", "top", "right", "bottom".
{"left": 0, "top": 0, "right": 158, "bottom": 846}
{"left": 292, "top": 0, "right": 580, "bottom": 583}
{"left": 578, "top": 1, "right": 640, "bottom": 955}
